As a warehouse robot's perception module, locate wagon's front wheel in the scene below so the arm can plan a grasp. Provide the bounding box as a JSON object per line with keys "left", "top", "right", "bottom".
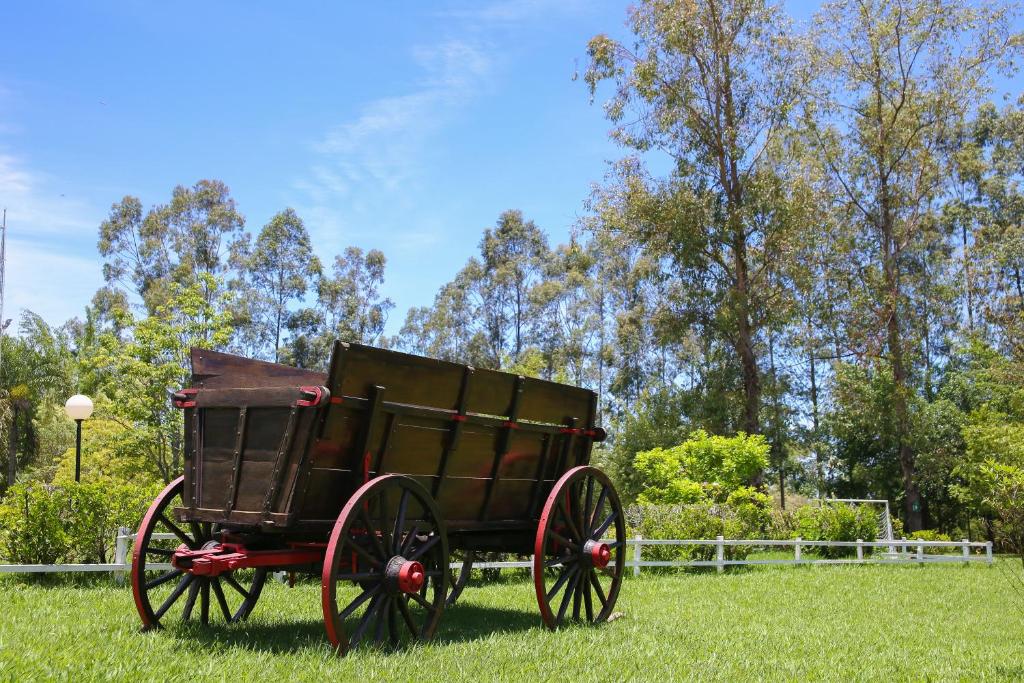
{"left": 322, "top": 475, "right": 449, "bottom": 654}
{"left": 131, "top": 476, "right": 267, "bottom": 630}
{"left": 533, "top": 466, "right": 625, "bottom": 629}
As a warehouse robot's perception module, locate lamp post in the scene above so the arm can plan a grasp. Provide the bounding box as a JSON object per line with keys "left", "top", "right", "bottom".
{"left": 64, "top": 394, "right": 93, "bottom": 482}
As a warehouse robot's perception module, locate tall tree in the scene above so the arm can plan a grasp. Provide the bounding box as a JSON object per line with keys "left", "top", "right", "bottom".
{"left": 243, "top": 208, "right": 321, "bottom": 362}
{"left": 98, "top": 179, "right": 246, "bottom": 320}
{"left": 283, "top": 246, "right": 393, "bottom": 370}
{"left": 585, "top": 0, "right": 801, "bottom": 436}
{"left": 804, "top": 0, "right": 1020, "bottom": 529}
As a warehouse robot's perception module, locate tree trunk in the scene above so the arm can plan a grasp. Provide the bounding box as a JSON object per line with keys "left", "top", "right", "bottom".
{"left": 808, "top": 332, "right": 824, "bottom": 496}
{"left": 7, "top": 404, "right": 18, "bottom": 487}
{"left": 880, "top": 190, "right": 923, "bottom": 532}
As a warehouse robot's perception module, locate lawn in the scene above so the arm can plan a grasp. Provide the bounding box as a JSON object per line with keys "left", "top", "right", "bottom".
{"left": 1, "top": 562, "right": 1022, "bottom": 681}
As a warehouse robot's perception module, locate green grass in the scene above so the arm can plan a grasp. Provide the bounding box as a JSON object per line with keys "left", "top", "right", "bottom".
{"left": 1, "top": 562, "right": 1022, "bottom": 681}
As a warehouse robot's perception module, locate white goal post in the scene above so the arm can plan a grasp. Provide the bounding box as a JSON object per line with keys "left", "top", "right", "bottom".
{"left": 814, "top": 497, "right": 896, "bottom": 555}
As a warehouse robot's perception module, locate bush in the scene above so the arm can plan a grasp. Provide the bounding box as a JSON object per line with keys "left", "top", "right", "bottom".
{"left": 627, "top": 495, "right": 771, "bottom": 569}
{"left": 634, "top": 430, "right": 770, "bottom": 505}
{"left": 0, "top": 480, "right": 160, "bottom": 565}
{"left": 908, "top": 529, "right": 956, "bottom": 554}
{"left": 792, "top": 503, "right": 877, "bottom": 558}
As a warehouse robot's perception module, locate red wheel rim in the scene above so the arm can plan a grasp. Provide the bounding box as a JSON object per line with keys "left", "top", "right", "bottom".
{"left": 533, "top": 465, "right": 625, "bottom": 629}
{"left": 321, "top": 474, "right": 448, "bottom": 654}
{"left": 131, "top": 476, "right": 266, "bottom": 630}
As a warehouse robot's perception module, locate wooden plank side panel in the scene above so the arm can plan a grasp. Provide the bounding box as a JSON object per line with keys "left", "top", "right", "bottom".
{"left": 191, "top": 348, "right": 326, "bottom": 389}
{"left": 328, "top": 342, "right": 597, "bottom": 428}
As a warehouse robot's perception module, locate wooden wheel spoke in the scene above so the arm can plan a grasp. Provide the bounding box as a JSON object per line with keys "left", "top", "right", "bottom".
{"left": 188, "top": 521, "right": 204, "bottom": 542}
{"left": 588, "top": 487, "right": 609, "bottom": 534}
{"left": 397, "top": 596, "right": 420, "bottom": 637}
{"left": 407, "top": 589, "right": 433, "bottom": 610}
{"left": 158, "top": 513, "right": 194, "bottom": 547}
{"left": 374, "top": 596, "right": 391, "bottom": 645}
{"left": 181, "top": 579, "right": 201, "bottom": 621}
{"left": 548, "top": 530, "right": 579, "bottom": 551}
{"left": 545, "top": 554, "right": 575, "bottom": 568}
{"left": 388, "top": 600, "right": 400, "bottom": 646}
{"left": 222, "top": 573, "right": 251, "bottom": 600}
{"left": 392, "top": 489, "right": 409, "bottom": 555}
{"left": 583, "top": 478, "right": 595, "bottom": 532}
{"left": 589, "top": 570, "right": 608, "bottom": 606}
{"left": 349, "top": 593, "right": 384, "bottom": 648}
{"left": 407, "top": 533, "right": 441, "bottom": 561}
{"left": 556, "top": 570, "right": 581, "bottom": 623}
{"left": 572, "top": 571, "right": 584, "bottom": 621}
{"left": 592, "top": 511, "right": 617, "bottom": 540}
{"left": 338, "top": 585, "right": 381, "bottom": 621}
{"left": 583, "top": 576, "right": 594, "bottom": 622}
{"left": 378, "top": 491, "right": 392, "bottom": 557}
{"left": 345, "top": 537, "right": 383, "bottom": 569}
{"left": 146, "top": 568, "right": 182, "bottom": 591}
{"left": 211, "top": 579, "right": 232, "bottom": 622}
{"left": 145, "top": 547, "right": 175, "bottom": 557}
{"left": 399, "top": 523, "right": 420, "bottom": 556}
{"left": 546, "top": 565, "right": 577, "bottom": 603}
{"left": 154, "top": 575, "right": 193, "bottom": 619}
{"left": 359, "top": 508, "right": 389, "bottom": 561}
{"left": 556, "top": 498, "right": 582, "bottom": 542}
{"left": 200, "top": 581, "right": 210, "bottom": 625}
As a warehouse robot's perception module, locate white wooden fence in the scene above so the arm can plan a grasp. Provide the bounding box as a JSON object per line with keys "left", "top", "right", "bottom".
{"left": 0, "top": 530, "right": 993, "bottom": 576}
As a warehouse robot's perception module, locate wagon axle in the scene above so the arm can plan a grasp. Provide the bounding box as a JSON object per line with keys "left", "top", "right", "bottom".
{"left": 584, "top": 540, "right": 611, "bottom": 570}
{"left": 387, "top": 556, "right": 426, "bottom": 594}
{"left": 171, "top": 543, "right": 325, "bottom": 578}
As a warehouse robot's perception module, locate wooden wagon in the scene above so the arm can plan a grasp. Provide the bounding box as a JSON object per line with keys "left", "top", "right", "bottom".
{"left": 131, "top": 342, "right": 625, "bottom": 653}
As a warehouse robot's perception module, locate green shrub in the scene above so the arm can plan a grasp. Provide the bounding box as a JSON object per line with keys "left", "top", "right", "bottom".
{"left": 0, "top": 480, "right": 160, "bottom": 565}
{"left": 793, "top": 503, "right": 877, "bottom": 558}
{"left": 628, "top": 497, "right": 771, "bottom": 570}
{"left": 634, "top": 430, "right": 770, "bottom": 505}
{"left": 908, "top": 529, "right": 956, "bottom": 554}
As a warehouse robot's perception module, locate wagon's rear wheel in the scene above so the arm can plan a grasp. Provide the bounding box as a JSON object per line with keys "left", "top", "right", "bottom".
{"left": 131, "top": 476, "right": 267, "bottom": 630}
{"left": 533, "top": 465, "right": 625, "bottom": 629}
{"left": 322, "top": 474, "right": 449, "bottom": 654}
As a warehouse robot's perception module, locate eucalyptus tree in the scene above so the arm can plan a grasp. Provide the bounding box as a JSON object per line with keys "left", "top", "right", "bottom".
{"left": 242, "top": 208, "right": 321, "bottom": 362}
{"left": 97, "top": 179, "right": 247, "bottom": 330}
{"left": 585, "top": 0, "right": 802, "bottom": 437}
{"left": 803, "top": 0, "right": 1020, "bottom": 529}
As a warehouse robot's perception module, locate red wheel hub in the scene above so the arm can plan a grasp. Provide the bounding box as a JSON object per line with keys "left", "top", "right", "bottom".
{"left": 397, "top": 560, "right": 425, "bottom": 593}
{"left": 590, "top": 542, "right": 611, "bottom": 569}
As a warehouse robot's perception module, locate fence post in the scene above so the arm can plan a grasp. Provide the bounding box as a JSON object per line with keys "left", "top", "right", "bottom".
{"left": 986, "top": 541, "right": 993, "bottom": 564}
{"left": 529, "top": 554, "right": 535, "bottom": 581}
{"left": 114, "top": 526, "right": 130, "bottom": 585}
{"left": 633, "top": 535, "right": 642, "bottom": 578}
{"left": 716, "top": 535, "right": 725, "bottom": 573}
{"left": 916, "top": 543, "right": 924, "bottom": 564}
{"left": 962, "top": 539, "right": 970, "bottom": 564}
{"left": 794, "top": 537, "right": 802, "bottom": 564}
{"left": 856, "top": 539, "right": 863, "bottom": 562}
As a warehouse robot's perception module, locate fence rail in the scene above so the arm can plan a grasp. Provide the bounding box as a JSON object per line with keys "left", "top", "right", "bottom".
{"left": 0, "top": 530, "right": 994, "bottom": 575}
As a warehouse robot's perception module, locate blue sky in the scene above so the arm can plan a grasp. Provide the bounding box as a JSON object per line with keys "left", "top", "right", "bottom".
{"left": 3, "top": 0, "right": 990, "bottom": 339}
{"left": 1, "top": 1, "right": 643, "bottom": 335}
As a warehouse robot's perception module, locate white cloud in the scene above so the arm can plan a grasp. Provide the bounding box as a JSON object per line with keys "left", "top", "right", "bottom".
{"left": 0, "top": 153, "right": 96, "bottom": 237}
{"left": 293, "top": 37, "right": 494, "bottom": 247}
{"left": 2, "top": 236, "right": 104, "bottom": 328}
{"left": 0, "top": 152, "right": 103, "bottom": 327}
